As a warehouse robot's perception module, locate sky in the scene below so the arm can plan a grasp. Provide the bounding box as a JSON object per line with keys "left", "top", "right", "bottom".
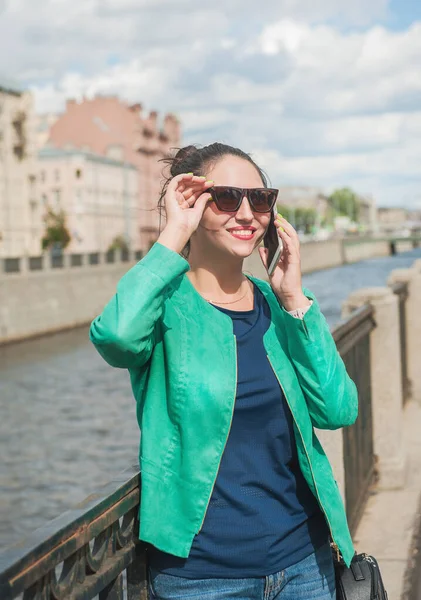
{"left": 0, "top": 0, "right": 420, "bottom": 209}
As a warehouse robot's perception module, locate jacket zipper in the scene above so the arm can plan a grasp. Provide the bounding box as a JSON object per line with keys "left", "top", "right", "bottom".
{"left": 197, "top": 335, "right": 238, "bottom": 533}
{"left": 267, "top": 354, "right": 341, "bottom": 561}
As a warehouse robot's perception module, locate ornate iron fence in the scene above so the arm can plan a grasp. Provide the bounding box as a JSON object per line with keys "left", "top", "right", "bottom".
{"left": 0, "top": 465, "right": 148, "bottom": 600}
{"left": 332, "top": 305, "right": 377, "bottom": 534}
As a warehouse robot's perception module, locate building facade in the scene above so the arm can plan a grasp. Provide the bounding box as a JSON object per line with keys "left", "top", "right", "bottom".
{"left": 38, "top": 148, "right": 139, "bottom": 254}
{"left": 276, "top": 186, "right": 377, "bottom": 233}
{"left": 376, "top": 206, "right": 421, "bottom": 234}
{"left": 47, "top": 96, "right": 181, "bottom": 251}
{"left": 276, "top": 186, "right": 329, "bottom": 230}
{"left": 0, "top": 79, "right": 37, "bottom": 257}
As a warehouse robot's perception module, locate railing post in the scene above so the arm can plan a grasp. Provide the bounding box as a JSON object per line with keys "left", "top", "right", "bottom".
{"left": 413, "top": 258, "right": 421, "bottom": 271}
{"left": 387, "top": 267, "right": 421, "bottom": 404}
{"left": 20, "top": 255, "right": 29, "bottom": 274}
{"left": 63, "top": 253, "right": 72, "bottom": 269}
{"left": 342, "top": 287, "right": 407, "bottom": 489}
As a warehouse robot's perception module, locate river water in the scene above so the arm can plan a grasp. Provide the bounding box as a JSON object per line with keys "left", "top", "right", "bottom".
{"left": 1, "top": 247, "right": 421, "bottom": 552}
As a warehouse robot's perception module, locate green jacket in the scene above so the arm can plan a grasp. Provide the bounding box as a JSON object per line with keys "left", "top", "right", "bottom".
{"left": 90, "top": 242, "right": 358, "bottom": 567}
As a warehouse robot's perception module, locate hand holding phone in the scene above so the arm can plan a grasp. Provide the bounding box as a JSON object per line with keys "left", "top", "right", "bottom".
{"left": 263, "top": 207, "right": 283, "bottom": 276}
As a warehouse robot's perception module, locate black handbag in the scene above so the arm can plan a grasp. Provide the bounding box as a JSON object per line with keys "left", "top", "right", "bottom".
{"left": 331, "top": 544, "right": 388, "bottom": 599}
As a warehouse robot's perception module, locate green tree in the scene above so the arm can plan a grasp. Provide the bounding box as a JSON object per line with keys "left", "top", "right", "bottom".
{"left": 108, "top": 234, "right": 129, "bottom": 253}
{"left": 41, "top": 207, "right": 71, "bottom": 251}
{"left": 327, "top": 188, "right": 360, "bottom": 223}
{"left": 276, "top": 204, "right": 317, "bottom": 233}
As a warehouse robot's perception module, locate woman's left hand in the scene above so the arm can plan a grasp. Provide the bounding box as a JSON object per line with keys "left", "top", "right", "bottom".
{"left": 258, "top": 215, "right": 311, "bottom": 311}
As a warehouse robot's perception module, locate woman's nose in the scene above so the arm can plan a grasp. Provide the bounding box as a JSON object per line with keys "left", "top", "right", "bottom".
{"left": 236, "top": 196, "right": 254, "bottom": 220}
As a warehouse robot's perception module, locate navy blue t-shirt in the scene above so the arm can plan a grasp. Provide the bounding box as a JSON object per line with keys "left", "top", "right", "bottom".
{"left": 147, "top": 283, "right": 329, "bottom": 577}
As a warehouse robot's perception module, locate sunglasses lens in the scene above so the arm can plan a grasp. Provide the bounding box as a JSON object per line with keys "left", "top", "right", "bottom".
{"left": 214, "top": 187, "right": 242, "bottom": 211}
{"left": 249, "top": 189, "right": 277, "bottom": 212}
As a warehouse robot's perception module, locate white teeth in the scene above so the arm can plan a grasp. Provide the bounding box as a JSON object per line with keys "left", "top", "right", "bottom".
{"left": 229, "top": 230, "right": 254, "bottom": 235}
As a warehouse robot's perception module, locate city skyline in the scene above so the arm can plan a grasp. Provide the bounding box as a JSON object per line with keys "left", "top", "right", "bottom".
{"left": 0, "top": 0, "right": 420, "bottom": 208}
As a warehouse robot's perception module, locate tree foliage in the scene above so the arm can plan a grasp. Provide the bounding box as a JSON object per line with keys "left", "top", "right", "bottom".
{"left": 276, "top": 204, "right": 318, "bottom": 233}
{"left": 41, "top": 207, "right": 71, "bottom": 251}
{"left": 327, "top": 187, "right": 360, "bottom": 222}
{"left": 108, "top": 234, "right": 129, "bottom": 253}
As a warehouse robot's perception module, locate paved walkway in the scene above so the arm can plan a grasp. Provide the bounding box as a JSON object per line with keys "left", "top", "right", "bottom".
{"left": 352, "top": 399, "right": 421, "bottom": 599}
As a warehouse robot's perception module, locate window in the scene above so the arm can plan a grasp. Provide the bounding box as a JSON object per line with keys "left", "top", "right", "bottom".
{"left": 54, "top": 169, "right": 60, "bottom": 181}
{"left": 75, "top": 189, "right": 83, "bottom": 212}
{"left": 75, "top": 168, "right": 82, "bottom": 179}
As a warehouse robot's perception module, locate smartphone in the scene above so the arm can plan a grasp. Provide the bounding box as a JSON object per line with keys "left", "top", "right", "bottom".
{"left": 263, "top": 207, "right": 283, "bottom": 276}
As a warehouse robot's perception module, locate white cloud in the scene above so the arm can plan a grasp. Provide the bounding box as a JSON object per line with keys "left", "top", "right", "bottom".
{"left": 254, "top": 20, "right": 421, "bottom": 116}
{"left": 0, "top": 0, "right": 389, "bottom": 80}
{"left": 177, "top": 109, "right": 233, "bottom": 132}
{"left": 258, "top": 19, "right": 311, "bottom": 55}
{"left": 253, "top": 133, "right": 421, "bottom": 207}
{"left": 1, "top": 0, "right": 419, "bottom": 207}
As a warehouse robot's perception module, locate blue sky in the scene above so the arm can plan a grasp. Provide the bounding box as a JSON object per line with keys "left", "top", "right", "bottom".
{"left": 0, "top": 0, "right": 420, "bottom": 209}
{"left": 387, "top": 0, "right": 421, "bottom": 29}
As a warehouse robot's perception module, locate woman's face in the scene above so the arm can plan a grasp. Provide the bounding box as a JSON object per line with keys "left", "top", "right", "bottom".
{"left": 191, "top": 155, "right": 271, "bottom": 260}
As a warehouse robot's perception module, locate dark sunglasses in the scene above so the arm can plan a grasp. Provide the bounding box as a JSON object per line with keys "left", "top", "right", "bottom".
{"left": 207, "top": 186, "right": 279, "bottom": 213}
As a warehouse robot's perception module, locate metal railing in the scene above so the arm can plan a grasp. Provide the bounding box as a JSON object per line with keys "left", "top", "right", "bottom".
{"left": 332, "top": 305, "right": 377, "bottom": 534}
{"left": 0, "top": 465, "right": 148, "bottom": 600}
{"left": 389, "top": 281, "right": 411, "bottom": 404}
{"left": 0, "top": 250, "right": 144, "bottom": 275}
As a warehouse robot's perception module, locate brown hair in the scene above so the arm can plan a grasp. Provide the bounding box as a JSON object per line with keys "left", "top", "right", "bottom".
{"left": 157, "top": 143, "right": 270, "bottom": 254}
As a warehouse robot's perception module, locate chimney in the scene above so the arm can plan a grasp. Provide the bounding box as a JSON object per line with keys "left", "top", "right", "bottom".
{"left": 146, "top": 110, "right": 158, "bottom": 132}
{"left": 163, "top": 113, "right": 181, "bottom": 143}
{"left": 130, "top": 103, "right": 143, "bottom": 116}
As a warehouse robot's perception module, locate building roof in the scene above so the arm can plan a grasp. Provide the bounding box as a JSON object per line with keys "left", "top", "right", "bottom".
{"left": 0, "top": 76, "right": 24, "bottom": 96}
{"left": 38, "top": 146, "right": 137, "bottom": 170}
{"left": 47, "top": 96, "right": 180, "bottom": 167}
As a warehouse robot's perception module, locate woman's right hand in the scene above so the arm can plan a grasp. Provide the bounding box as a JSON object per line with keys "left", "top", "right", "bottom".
{"left": 157, "top": 173, "right": 214, "bottom": 253}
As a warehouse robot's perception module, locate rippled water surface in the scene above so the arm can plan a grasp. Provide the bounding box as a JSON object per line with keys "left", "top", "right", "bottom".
{"left": 1, "top": 247, "right": 420, "bottom": 551}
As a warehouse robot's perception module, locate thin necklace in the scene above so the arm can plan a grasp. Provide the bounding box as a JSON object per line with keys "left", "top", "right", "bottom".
{"left": 204, "top": 282, "right": 250, "bottom": 305}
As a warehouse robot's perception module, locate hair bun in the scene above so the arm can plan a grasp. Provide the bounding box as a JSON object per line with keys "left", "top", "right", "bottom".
{"left": 170, "top": 145, "right": 198, "bottom": 176}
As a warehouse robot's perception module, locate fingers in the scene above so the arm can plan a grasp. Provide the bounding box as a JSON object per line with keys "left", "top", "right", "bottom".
{"left": 180, "top": 191, "right": 209, "bottom": 208}
{"left": 274, "top": 214, "right": 298, "bottom": 239}
{"left": 274, "top": 215, "right": 300, "bottom": 250}
{"left": 168, "top": 173, "right": 210, "bottom": 204}
{"left": 273, "top": 216, "right": 301, "bottom": 262}
{"left": 173, "top": 173, "right": 212, "bottom": 190}
{"left": 167, "top": 172, "right": 194, "bottom": 195}
{"left": 192, "top": 191, "right": 213, "bottom": 215}
{"left": 176, "top": 175, "right": 214, "bottom": 207}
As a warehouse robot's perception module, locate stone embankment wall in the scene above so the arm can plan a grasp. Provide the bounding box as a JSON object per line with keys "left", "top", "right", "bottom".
{"left": 0, "top": 238, "right": 419, "bottom": 344}
{"left": 244, "top": 237, "right": 418, "bottom": 279}
{"left": 0, "top": 256, "right": 137, "bottom": 344}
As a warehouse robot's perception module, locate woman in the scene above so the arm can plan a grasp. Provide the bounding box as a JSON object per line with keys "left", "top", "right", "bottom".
{"left": 90, "top": 143, "right": 358, "bottom": 600}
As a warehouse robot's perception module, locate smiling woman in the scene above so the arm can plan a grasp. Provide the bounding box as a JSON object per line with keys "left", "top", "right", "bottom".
{"left": 156, "top": 144, "right": 272, "bottom": 265}
{"left": 89, "top": 142, "right": 358, "bottom": 600}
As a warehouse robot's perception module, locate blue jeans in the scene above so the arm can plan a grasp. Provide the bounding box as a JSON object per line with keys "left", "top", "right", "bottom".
{"left": 148, "top": 540, "right": 336, "bottom": 599}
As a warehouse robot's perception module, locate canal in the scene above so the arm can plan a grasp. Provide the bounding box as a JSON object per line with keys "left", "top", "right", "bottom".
{"left": 1, "top": 247, "right": 421, "bottom": 552}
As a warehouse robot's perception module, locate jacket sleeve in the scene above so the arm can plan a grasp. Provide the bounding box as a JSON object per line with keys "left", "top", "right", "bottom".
{"left": 282, "top": 287, "right": 359, "bottom": 430}
{"left": 89, "top": 243, "right": 190, "bottom": 369}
